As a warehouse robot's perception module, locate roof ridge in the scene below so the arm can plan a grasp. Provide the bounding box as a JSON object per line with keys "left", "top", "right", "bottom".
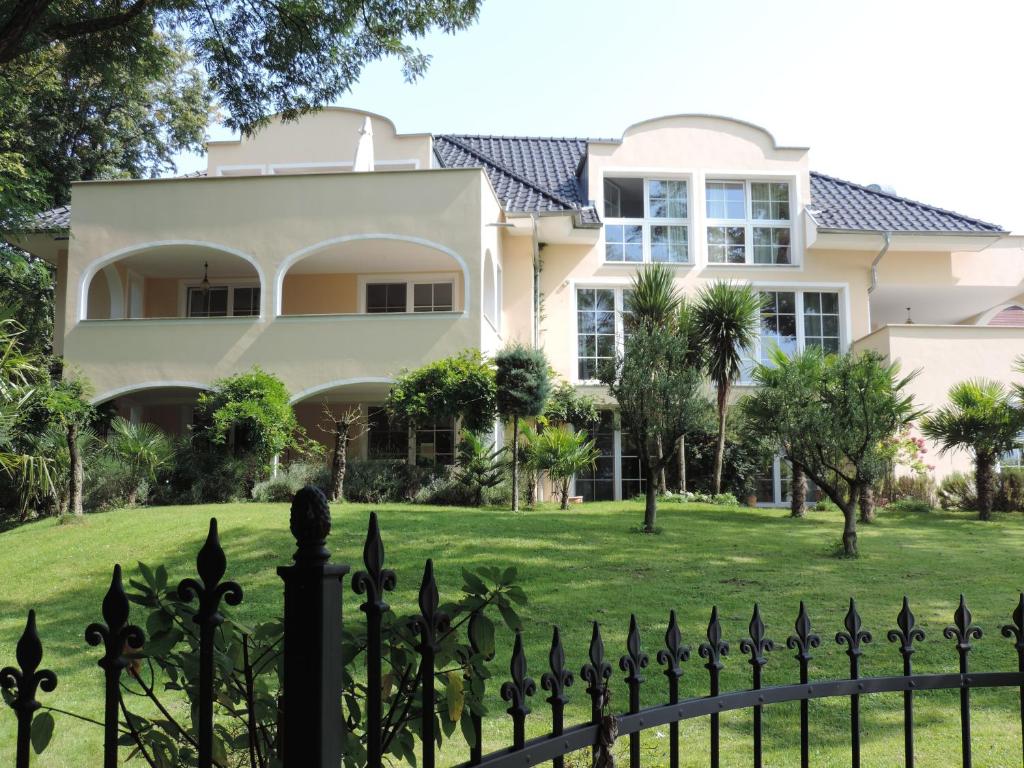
{"left": 443, "top": 133, "right": 592, "bottom": 144}
{"left": 810, "top": 171, "right": 1002, "bottom": 231}
{"left": 436, "top": 134, "right": 581, "bottom": 210}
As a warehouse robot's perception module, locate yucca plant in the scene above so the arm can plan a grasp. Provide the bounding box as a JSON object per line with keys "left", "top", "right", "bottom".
{"left": 624, "top": 263, "right": 681, "bottom": 332}
{"left": 107, "top": 416, "right": 174, "bottom": 505}
{"left": 533, "top": 426, "right": 600, "bottom": 510}
{"left": 921, "top": 379, "right": 1023, "bottom": 521}
{"left": 693, "top": 281, "right": 765, "bottom": 494}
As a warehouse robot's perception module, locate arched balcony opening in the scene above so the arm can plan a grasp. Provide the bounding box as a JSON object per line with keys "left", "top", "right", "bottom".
{"left": 278, "top": 237, "right": 467, "bottom": 318}
{"left": 82, "top": 243, "right": 263, "bottom": 320}
{"left": 290, "top": 379, "right": 454, "bottom": 469}
{"left": 95, "top": 384, "right": 207, "bottom": 438}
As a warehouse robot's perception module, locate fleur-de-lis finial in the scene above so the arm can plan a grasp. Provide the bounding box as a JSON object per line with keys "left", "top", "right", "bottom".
{"left": 411, "top": 559, "right": 450, "bottom": 650}
{"left": 1001, "top": 593, "right": 1024, "bottom": 654}
{"left": 581, "top": 621, "right": 612, "bottom": 718}
{"left": 501, "top": 630, "right": 537, "bottom": 718}
{"left": 1, "top": 610, "right": 58, "bottom": 715}
{"left": 352, "top": 512, "right": 397, "bottom": 613}
{"left": 944, "top": 594, "right": 982, "bottom": 661}
{"left": 740, "top": 603, "right": 775, "bottom": 671}
{"left": 657, "top": 610, "right": 690, "bottom": 681}
{"left": 619, "top": 614, "right": 649, "bottom": 685}
{"left": 541, "top": 626, "right": 573, "bottom": 704}
{"left": 699, "top": 606, "right": 729, "bottom": 671}
{"left": 887, "top": 596, "right": 925, "bottom": 660}
{"left": 786, "top": 601, "right": 821, "bottom": 663}
{"left": 85, "top": 565, "right": 145, "bottom": 670}
{"left": 836, "top": 598, "right": 872, "bottom": 660}
{"left": 177, "top": 519, "right": 244, "bottom": 625}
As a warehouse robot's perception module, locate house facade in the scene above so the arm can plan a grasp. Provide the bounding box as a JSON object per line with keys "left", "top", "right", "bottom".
{"left": 9, "top": 108, "right": 1024, "bottom": 503}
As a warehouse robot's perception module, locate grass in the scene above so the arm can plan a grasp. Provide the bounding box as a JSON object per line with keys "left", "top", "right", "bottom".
{"left": 2, "top": 499, "right": 1024, "bottom": 767}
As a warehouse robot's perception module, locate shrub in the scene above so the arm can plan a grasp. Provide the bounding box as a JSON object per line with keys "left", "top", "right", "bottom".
{"left": 814, "top": 497, "right": 839, "bottom": 513}
{"left": 886, "top": 498, "right": 933, "bottom": 514}
{"left": 888, "top": 474, "right": 937, "bottom": 507}
{"left": 996, "top": 468, "right": 1024, "bottom": 512}
{"left": 251, "top": 462, "right": 331, "bottom": 502}
{"left": 83, "top": 451, "right": 142, "bottom": 512}
{"left": 251, "top": 478, "right": 296, "bottom": 503}
{"left": 660, "top": 491, "right": 739, "bottom": 506}
{"left": 938, "top": 472, "right": 976, "bottom": 511}
{"left": 150, "top": 443, "right": 252, "bottom": 505}
{"left": 344, "top": 460, "right": 430, "bottom": 503}
{"left": 414, "top": 470, "right": 477, "bottom": 506}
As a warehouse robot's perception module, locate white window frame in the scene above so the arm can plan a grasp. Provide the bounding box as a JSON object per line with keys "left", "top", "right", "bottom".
{"left": 705, "top": 178, "right": 795, "bottom": 266}
{"left": 357, "top": 273, "right": 459, "bottom": 314}
{"left": 602, "top": 175, "right": 692, "bottom": 265}
{"left": 178, "top": 278, "right": 261, "bottom": 318}
{"left": 573, "top": 284, "right": 632, "bottom": 384}
{"left": 741, "top": 285, "right": 848, "bottom": 384}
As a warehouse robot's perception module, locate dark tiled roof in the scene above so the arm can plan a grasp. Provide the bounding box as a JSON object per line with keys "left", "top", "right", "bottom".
{"left": 809, "top": 172, "right": 1004, "bottom": 234}
{"left": 30, "top": 205, "right": 71, "bottom": 231}
{"left": 434, "top": 134, "right": 599, "bottom": 225}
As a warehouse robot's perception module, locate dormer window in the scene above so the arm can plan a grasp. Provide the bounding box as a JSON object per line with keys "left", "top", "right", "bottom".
{"left": 603, "top": 177, "right": 690, "bottom": 264}
{"left": 706, "top": 180, "right": 792, "bottom": 265}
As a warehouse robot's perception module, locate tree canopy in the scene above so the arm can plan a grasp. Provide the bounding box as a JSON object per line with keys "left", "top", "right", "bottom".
{"left": 741, "top": 347, "right": 920, "bottom": 555}
{"left": 1, "top": 0, "right": 482, "bottom": 133}
{"left": 386, "top": 350, "right": 496, "bottom": 435}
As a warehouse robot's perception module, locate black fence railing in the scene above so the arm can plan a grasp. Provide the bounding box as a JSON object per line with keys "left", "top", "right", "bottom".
{"left": 4, "top": 485, "right": 1024, "bottom": 768}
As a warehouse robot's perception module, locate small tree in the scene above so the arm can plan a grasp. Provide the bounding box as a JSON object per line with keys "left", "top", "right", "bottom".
{"left": 533, "top": 427, "right": 600, "bottom": 510}
{"left": 544, "top": 381, "right": 599, "bottom": 428}
{"left": 603, "top": 321, "right": 708, "bottom": 532}
{"left": 921, "top": 379, "right": 1023, "bottom": 521}
{"left": 195, "top": 367, "right": 311, "bottom": 493}
{"left": 318, "top": 404, "right": 368, "bottom": 502}
{"left": 386, "top": 350, "right": 496, "bottom": 435}
{"left": 693, "top": 281, "right": 764, "bottom": 494}
{"left": 495, "top": 344, "right": 551, "bottom": 512}
{"left": 453, "top": 432, "right": 507, "bottom": 507}
{"left": 106, "top": 417, "right": 173, "bottom": 505}
{"left": 41, "top": 375, "right": 94, "bottom": 516}
{"left": 741, "top": 348, "right": 920, "bottom": 556}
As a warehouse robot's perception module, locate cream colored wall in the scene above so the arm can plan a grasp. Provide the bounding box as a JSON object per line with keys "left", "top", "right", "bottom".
{"left": 64, "top": 168, "right": 489, "bottom": 402}
{"left": 86, "top": 271, "right": 111, "bottom": 320}
{"left": 499, "top": 235, "right": 534, "bottom": 346}
{"left": 853, "top": 325, "right": 1024, "bottom": 477}
{"left": 206, "top": 108, "right": 433, "bottom": 174}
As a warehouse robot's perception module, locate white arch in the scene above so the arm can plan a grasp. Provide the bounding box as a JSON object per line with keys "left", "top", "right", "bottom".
{"left": 976, "top": 302, "right": 1024, "bottom": 326}
{"left": 78, "top": 240, "right": 268, "bottom": 322}
{"left": 91, "top": 380, "right": 209, "bottom": 405}
{"left": 103, "top": 266, "right": 125, "bottom": 320}
{"left": 275, "top": 234, "right": 472, "bottom": 318}
{"left": 288, "top": 376, "right": 396, "bottom": 404}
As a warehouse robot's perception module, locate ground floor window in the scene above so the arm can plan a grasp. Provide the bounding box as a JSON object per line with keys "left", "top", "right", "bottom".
{"left": 758, "top": 456, "right": 819, "bottom": 506}
{"left": 416, "top": 419, "right": 455, "bottom": 467}
{"left": 573, "top": 411, "right": 647, "bottom": 501}
{"left": 367, "top": 408, "right": 408, "bottom": 460}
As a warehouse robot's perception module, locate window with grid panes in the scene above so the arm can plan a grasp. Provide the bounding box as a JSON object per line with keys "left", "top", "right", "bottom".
{"left": 575, "top": 412, "right": 615, "bottom": 501}
{"left": 577, "top": 288, "right": 616, "bottom": 380}
{"left": 603, "top": 177, "right": 689, "bottom": 263}
{"left": 706, "top": 180, "right": 792, "bottom": 264}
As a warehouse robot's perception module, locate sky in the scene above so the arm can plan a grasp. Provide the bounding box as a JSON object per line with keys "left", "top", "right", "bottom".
{"left": 176, "top": 0, "right": 1024, "bottom": 232}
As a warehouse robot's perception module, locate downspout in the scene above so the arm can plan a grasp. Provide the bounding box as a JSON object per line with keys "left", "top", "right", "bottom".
{"left": 531, "top": 213, "right": 541, "bottom": 349}
{"left": 867, "top": 231, "right": 891, "bottom": 330}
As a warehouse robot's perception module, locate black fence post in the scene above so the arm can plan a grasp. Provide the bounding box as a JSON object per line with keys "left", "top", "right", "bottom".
{"left": 836, "top": 598, "right": 872, "bottom": 768}
{"left": 1, "top": 611, "right": 57, "bottom": 768}
{"left": 945, "top": 595, "right": 982, "bottom": 768}
{"left": 657, "top": 610, "right": 689, "bottom": 768}
{"left": 85, "top": 564, "right": 145, "bottom": 768}
{"left": 278, "top": 487, "right": 349, "bottom": 768}
{"left": 888, "top": 597, "right": 925, "bottom": 768}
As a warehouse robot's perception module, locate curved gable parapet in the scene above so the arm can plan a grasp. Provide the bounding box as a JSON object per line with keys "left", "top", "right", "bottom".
{"left": 614, "top": 114, "right": 808, "bottom": 152}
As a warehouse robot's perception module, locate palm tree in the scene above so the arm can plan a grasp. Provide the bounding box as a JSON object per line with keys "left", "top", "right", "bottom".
{"left": 921, "top": 379, "right": 1022, "bottom": 521}
{"left": 693, "top": 281, "right": 765, "bottom": 494}
{"left": 107, "top": 417, "right": 174, "bottom": 505}
{"left": 624, "top": 263, "right": 681, "bottom": 332}
{"left": 534, "top": 427, "right": 600, "bottom": 510}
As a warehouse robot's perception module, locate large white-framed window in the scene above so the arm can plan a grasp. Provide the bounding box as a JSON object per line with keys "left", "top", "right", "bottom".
{"left": 706, "top": 179, "right": 793, "bottom": 265}
{"left": 743, "top": 288, "right": 843, "bottom": 380}
{"left": 183, "top": 282, "right": 261, "bottom": 318}
{"left": 575, "top": 286, "right": 634, "bottom": 382}
{"left": 603, "top": 176, "right": 690, "bottom": 264}
{"left": 358, "top": 274, "right": 458, "bottom": 314}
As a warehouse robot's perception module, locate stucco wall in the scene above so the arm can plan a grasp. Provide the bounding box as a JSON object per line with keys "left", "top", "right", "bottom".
{"left": 65, "top": 168, "right": 491, "bottom": 401}
{"left": 853, "top": 324, "right": 1024, "bottom": 477}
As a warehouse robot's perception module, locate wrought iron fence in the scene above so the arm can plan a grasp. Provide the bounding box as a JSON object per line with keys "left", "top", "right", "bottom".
{"left": 3, "top": 485, "right": 1024, "bottom": 768}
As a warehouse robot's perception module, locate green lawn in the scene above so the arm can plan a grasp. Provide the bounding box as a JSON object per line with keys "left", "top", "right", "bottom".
{"left": 2, "top": 500, "right": 1024, "bottom": 767}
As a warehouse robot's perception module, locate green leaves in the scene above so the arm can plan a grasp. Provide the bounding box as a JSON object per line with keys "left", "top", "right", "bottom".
{"left": 386, "top": 350, "right": 497, "bottom": 435}
{"left": 495, "top": 344, "right": 551, "bottom": 420}
{"left": 30, "top": 711, "right": 54, "bottom": 754}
